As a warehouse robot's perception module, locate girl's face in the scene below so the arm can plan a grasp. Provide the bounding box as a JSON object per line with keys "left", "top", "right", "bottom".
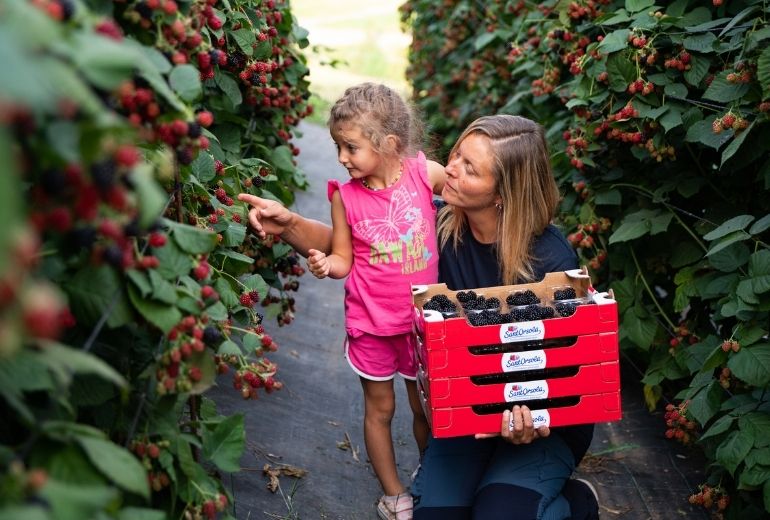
{"left": 330, "top": 121, "right": 384, "bottom": 181}
{"left": 442, "top": 133, "right": 500, "bottom": 210}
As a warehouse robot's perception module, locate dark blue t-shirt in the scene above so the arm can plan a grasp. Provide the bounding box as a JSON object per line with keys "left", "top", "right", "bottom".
{"left": 435, "top": 209, "right": 593, "bottom": 463}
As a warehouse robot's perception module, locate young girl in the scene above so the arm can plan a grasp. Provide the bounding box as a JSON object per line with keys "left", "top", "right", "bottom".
{"left": 306, "top": 83, "right": 444, "bottom": 520}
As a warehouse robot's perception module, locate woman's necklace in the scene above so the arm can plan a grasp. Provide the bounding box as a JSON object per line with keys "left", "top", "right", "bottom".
{"left": 360, "top": 162, "right": 403, "bottom": 191}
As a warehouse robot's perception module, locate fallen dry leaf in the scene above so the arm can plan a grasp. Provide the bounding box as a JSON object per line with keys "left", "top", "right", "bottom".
{"left": 290, "top": 350, "right": 300, "bottom": 358}
{"left": 262, "top": 463, "right": 308, "bottom": 493}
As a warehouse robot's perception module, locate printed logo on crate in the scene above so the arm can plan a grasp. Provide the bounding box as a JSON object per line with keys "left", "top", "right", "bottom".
{"left": 499, "top": 321, "right": 545, "bottom": 343}
{"left": 504, "top": 380, "right": 549, "bottom": 401}
{"left": 509, "top": 409, "right": 551, "bottom": 430}
{"left": 501, "top": 349, "right": 547, "bottom": 372}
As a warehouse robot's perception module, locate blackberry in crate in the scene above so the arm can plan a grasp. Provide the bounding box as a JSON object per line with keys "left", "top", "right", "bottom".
{"left": 467, "top": 310, "right": 504, "bottom": 327}
{"left": 423, "top": 294, "right": 458, "bottom": 315}
{"left": 554, "top": 301, "right": 580, "bottom": 317}
{"left": 553, "top": 287, "right": 577, "bottom": 300}
{"left": 456, "top": 290, "right": 477, "bottom": 303}
{"left": 506, "top": 290, "right": 540, "bottom": 306}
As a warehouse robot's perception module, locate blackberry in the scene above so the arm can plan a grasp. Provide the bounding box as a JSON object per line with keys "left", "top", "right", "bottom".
{"left": 176, "top": 147, "right": 193, "bottom": 165}
{"left": 538, "top": 306, "right": 556, "bottom": 319}
{"left": 187, "top": 122, "right": 202, "bottom": 138}
{"left": 123, "top": 218, "right": 140, "bottom": 237}
{"left": 59, "top": 0, "right": 76, "bottom": 20}
{"left": 485, "top": 297, "right": 501, "bottom": 310}
{"left": 40, "top": 169, "right": 66, "bottom": 196}
{"left": 554, "top": 301, "right": 580, "bottom": 317}
{"left": 251, "top": 176, "right": 264, "bottom": 187}
{"left": 135, "top": 2, "right": 152, "bottom": 19}
{"left": 69, "top": 226, "right": 97, "bottom": 250}
{"left": 506, "top": 290, "right": 540, "bottom": 306}
{"left": 456, "top": 290, "right": 475, "bottom": 303}
{"left": 423, "top": 294, "right": 457, "bottom": 314}
{"left": 203, "top": 326, "right": 222, "bottom": 346}
{"left": 102, "top": 244, "right": 124, "bottom": 268}
{"left": 553, "top": 287, "right": 577, "bottom": 300}
{"left": 91, "top": 159, "right": 116, "bottom": 192}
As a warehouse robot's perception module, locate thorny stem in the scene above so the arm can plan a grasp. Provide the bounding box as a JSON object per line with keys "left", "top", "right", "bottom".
{"left": 630, "top": 247, "right": 677, "bottom": 332}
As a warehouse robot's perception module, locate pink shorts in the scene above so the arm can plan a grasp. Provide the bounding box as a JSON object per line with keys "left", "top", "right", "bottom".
{"left": 344, "top": 328, "right": 418, "bottom": 381}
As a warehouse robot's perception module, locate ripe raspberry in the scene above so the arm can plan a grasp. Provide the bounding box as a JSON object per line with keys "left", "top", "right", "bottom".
{"left": 249, "top": 290, "right": 260, "bottom": 302}
{"left": 240, "top": 293, "right": 253, "bottom": 306}
{"left": 193, "top": 261, "right": 210, "bottom": 281}
{"left": 171, "top": 119, "right": 188, "bottom": 136}
{"left": 148, "top": 232, "right": 167, "bottom": 247}
{"left": 188, "top": 366, "right": 202, "bottom": 382}
{"left": 196, "top": 111, "right": 214, "bottom": 127}
{"left": 215, "top": 187, "right": 227, "bottom": 202}
{"left": 114, "top": 145, "right": 140, "bottom": 167}
{"left": 721, "top": 113, "right": 735, "bottom": 129}
{"left": 147, "top": 443, "right": 160, "bottom": 458}
{"left": 201, "top": 285, "right": 216, "bottom": 299}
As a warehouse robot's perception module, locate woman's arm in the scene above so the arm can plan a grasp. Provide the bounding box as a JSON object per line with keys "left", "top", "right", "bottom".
{"left": 427, "top": 159, "right": 446, "bottom": 196}
{"left": 237, "top": 193, "right": 333, "bottom": 257}
{"left": 307, "top": 191, "right": 353, "bottom": 279}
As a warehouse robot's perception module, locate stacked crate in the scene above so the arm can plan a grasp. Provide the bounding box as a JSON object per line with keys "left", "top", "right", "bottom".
{"left": 411, "top": 268, "right": 621, "bottom": 438}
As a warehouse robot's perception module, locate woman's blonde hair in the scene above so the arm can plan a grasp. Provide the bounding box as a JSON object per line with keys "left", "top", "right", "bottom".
{"left": 327, "top": 82, "right": 424, "bottom": 157}
{"left": 437, "top": 114, "right": 560, "bottom": 284}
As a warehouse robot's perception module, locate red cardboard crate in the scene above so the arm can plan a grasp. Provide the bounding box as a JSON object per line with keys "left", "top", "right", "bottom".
{"left": 412, "top": 269, "right": 622, "bottom": 437}
{"left": 412, "top": 270, "right": 617, "bottom": 350}
{"left": 419, "top": 388, "right": 622, "bottom": 438}
{"left": 419, "top": 361, "right": 620, "bottom": 408}
{"left": 416, "top": 331, "right": 618, "bottom": 378}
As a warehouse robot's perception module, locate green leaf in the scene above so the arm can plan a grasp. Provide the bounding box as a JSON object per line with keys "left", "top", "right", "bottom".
{"left": 205, "top": 301, "right": 228, "bottom": 321}
{"left": 721, "top": 121, "right": 756, "bottom": 167}
{"left": 682, "top": 33, "right": 716, "bottom": 52}
{"left": 221, "top": 222, "right": 247, "bottom": 247}
{"left": 474, "top": 31, "right": 497, "bottom": 51}
{"left": 169, "top": 221, "right": 218, "bottom": 254}
{"left": 684, "top": 118, "right": 733, "bottom": 150}
{"left": 127, "top": 283, "right": 182, "bottom": 333}
{"left": 716, "top": 430, "right": 753, "bottom": 475}
{"left": 241, "top": 274, "right": 268, "bottom": 296}
{"left": 118, "top": 508, "right": 166, "bottom": 520}
{"left": 708, "top": 242, "right": 750, "bottom": 272}
{"left": 703, "top": 71, "right": 750, "bottom": 103}
{"left": 728, "top": 344, "right": 770, "bottom": 387}
{"left": 757, "top": 46, "right": 770, "bottom": 96}
{"left": 750, "top": 214, "right": 770, "bottom": 235}
{"left": 65, "top": 266, "right": 133, "bottom": 329}
{"left": 126, "top": 269, "right": 152, "bottom": 298}
{"left": 625, "top": 0, "right": 653, "bottom": 13}
{"left": 77, "top": 437, "right": 150, "bottom": 498}
{"left": 765, "top": 480, "right": 770, "bottom": 514}
{"left": 192, "top": 152, "right": 216, "bottom": 183}
{"left": 148, "top": 269, "right": 178, "bottom": 304}
{"left": 214, "top": 278, "right": 239, "bottom": 307}
{"left": 664, "top": 83, "right": 688, "bottom": 98}
{"left": 0, "top": 506, "right": 49, "bottom": 520}
{"left": 749, "top": 250, "right": 770, "bottom": 294}
{"left": 622, "top": 306, "right": 658, "bottom": 349}
{"left": 202, "top": 414, "right": 245, "bottom": 473}
{"left": 39, "top": 480, "right": 118, "bottom": 520}
{"left": 154, "top": 238, "right": 194, "bottom": 280}
{"left": 132, "top": 164, "right": 167, "bottom": 228}
{"left": 687, "top": 381, "right": 723, "bottom": 425}
{"left": 169, "top": 64, "right": 202, "bottom": 102}
{"left": 270, "top": 145, "right": 296, "bottom": 172}
{"left": 706, "top": 230, "right": 752, "bottom": 256}
{"left": 216, "top": 248, "right": 255, "bottom": 264}
{"left": 215, "top": 70, "right": 242, "bottom": 107}
{"left": 594, "top": 189, "right": 621, "bottom": 205}
{"left": 703, "top": 215, "right": 755, "bottom": 240}
{"left": 739, "top": 463, "right": 770, "bottom": 488}
{"left": 72, "top": 33, "right": 137, "bottom": 90}
{"left": 660, "top": 108, "right": 683, "bottom": 133}
{"left": 609, "top": 220, "right": 648, "bottom": 243}
{"left": 597, "top": 29, "right": 630, "bottom": 54}
{"left": 699, "top": 414, "right": 735, "bottom": 441}
{"left": 683, "top": 54, "right": 710, "bottom": 87}
{"left": 740, "top": 413, "right": 770, "bottom": 447}
{"left": 37, "top": 343, "right": 127, "bottom": 388}
{"left": 230, "top": 28, "right": 256, "bottom": 56}
{"left": 606, "top": 53, "right": 636, "bottom": 92}
{"left": 598, "top": 11, "right": 631, "bottom": 25}
{"left": 218, "top": 339, "right": 242, "bottom": 356}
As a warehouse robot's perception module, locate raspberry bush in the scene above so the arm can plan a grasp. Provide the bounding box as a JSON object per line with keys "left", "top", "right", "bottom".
{"left": 1, "top": 0, "right": 310, "bottom": 517}
{"left": 402, "top": 0, "right": 770, "bottom": 516}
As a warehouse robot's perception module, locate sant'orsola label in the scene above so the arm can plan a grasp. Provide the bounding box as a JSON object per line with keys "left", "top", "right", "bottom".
{"left": 499, "top": 320, "right": 545, "bottom": 343}
{"left": 508, "top": 409, "right": 551, "bottom": 431}
{"left": 503, "top": 380, "right": 549, "bottom": 402}
{"left": 500, "top": 349, "right": 547, "bottom": 372}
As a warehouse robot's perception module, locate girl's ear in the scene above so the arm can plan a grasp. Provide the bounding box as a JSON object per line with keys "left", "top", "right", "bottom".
{"left": 383, "top": 134, "right": 400, "bottom": 155}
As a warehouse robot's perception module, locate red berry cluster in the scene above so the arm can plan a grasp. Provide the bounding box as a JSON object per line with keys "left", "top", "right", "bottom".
{"left": 688, "top": 484, "right": 730, "bottom": 515}
{"left": 232, "top": 356, "right": 281, "bottom": 400}
{"left": 720, "top": 339, "right": 740, "bottom": 353}
{"left": 627, "top": 31, "right": 648, "bottom": 48}
{"left": 663, "top": 402, "right": 698, "bottom": 445}
{"left": 130, "top": 438, "right": 172, "bottom": 492}
{"left": 627, "top": 79, "right": 655, "bottom": 96}
{"left": 157, "top": 314, "right": 212, "bottom": 395}
{"left": 664, "top": 50, "right": 692, "bottom": 71}
{"left": 667, "top": 323, "right": 699, "bottom": 354}
{"left": 712, "top": 113, "right": 750, "bottom": 134}
{"left": 531, "top": 67, "right": 561, "bottom": 96}
{"left": 183, "top": 493, "right": 229, "bottom": 520}
{"left": 566, "top": 0, "right": 602, "bottom": 21}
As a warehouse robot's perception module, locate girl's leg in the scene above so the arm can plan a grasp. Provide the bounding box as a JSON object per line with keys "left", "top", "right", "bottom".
{"left": 403, "top": 379, "right": 429, "bottom": 454}
{"left": 360, "top": 376, "right": 405, "bottom": 495}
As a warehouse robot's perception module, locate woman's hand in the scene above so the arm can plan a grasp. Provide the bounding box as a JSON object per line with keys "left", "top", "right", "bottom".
{"left": 307, "top": 248, "right": 331, "bottom": 279}
{"left": 237, "top": 193, "right": 294, "bottom": 239}
{"left": 474, "top": 405, "right": 550, "bottom": 444}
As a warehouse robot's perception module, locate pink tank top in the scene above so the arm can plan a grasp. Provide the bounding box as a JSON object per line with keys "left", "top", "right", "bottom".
{"left": 328, "top": 152, "right": 439, "bottom": 336}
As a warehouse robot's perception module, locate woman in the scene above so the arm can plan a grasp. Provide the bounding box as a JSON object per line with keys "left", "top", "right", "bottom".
{"left": 238, "top": 115, "right": 599, "bottom": 520}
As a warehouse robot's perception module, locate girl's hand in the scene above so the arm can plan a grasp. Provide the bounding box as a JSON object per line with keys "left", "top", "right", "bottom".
{"left": 237, "top": 193, "right": 294, "bottom": 239}
{"left": 307, "top": 248, "right": 331, "bottom": 279}
{"left": 474, "top": 405, "right": 550, "bottom": 444}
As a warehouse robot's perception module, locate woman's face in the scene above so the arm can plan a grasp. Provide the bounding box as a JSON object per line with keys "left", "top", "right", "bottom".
{"left": 441, "top": 133, "right": 500, "bottom": 210}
